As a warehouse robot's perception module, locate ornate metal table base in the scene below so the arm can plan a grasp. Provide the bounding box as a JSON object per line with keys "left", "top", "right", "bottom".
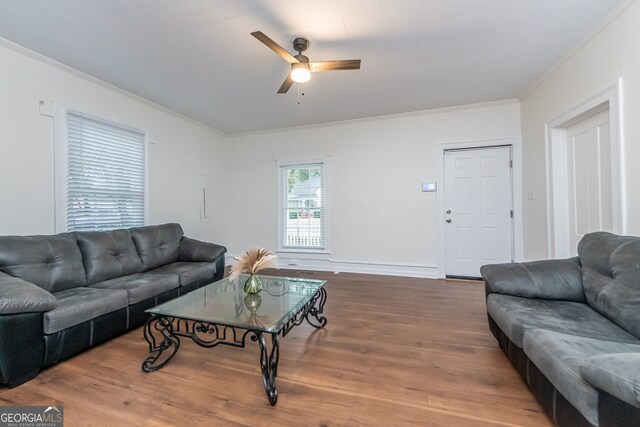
{"left": 142, "top": 287, "right": 327, "bottom": 405}
{"left": 256, "top": 333, "right": 279, "bottom": 404}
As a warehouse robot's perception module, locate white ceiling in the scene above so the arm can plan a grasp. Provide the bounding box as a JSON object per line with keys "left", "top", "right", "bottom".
{"left": 0, "top": 0, "right": 624, "bottom": 133}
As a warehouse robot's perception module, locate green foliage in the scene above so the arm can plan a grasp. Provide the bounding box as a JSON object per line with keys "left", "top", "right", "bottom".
{"left": 287, "top": 169, "right": 298, "bottom": 193}
{"left": 287, "top": 167, "right": 321, "bottom": 193}
{"left": 287, "top": 209, "right": 320, "bottom": 220}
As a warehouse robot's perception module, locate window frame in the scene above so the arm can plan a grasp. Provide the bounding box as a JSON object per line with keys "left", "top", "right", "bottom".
{"left": 54, "top": 108, "right": 148, "bottom": 232}
{"left": 277, "top": 159, "right": 329, "bottom": 253}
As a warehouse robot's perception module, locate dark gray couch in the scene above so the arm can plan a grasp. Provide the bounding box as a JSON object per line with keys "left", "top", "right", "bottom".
{"left": 0, "top": 223, "right": 226, "bottom": 388}
{"left": 482, "top": 232, "right": 640, "bottom": 427}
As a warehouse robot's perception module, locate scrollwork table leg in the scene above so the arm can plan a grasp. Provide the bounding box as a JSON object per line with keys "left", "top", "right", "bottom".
{"left": 305, "top": 287, "right": 328, "bottom": 329}
{"left": 256, "top": 332, "right": 280, "bottom": 405}
{"left": 141, "top": 315, "right": 180, "bottom": 373}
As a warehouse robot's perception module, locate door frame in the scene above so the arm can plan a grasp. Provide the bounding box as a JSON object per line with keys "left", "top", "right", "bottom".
{"left": 545, "top": 80, "right": 624, "bottom": 258}
{"left": 437, "top": 137, "right": 523, "bottom": 278}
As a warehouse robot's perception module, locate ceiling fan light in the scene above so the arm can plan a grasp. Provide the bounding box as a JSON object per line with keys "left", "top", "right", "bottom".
{"left": 290, "top": 63, "right": 311, "bottom": 83}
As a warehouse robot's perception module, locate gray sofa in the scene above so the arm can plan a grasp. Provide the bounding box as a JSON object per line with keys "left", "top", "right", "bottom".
{"left": 0, "top": 223, "right": 226, "bottom": 388}
{"left": 482, "top": 232, "right": 640, "bottom": 427}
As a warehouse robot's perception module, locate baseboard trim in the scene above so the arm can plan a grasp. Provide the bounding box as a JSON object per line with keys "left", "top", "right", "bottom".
{"left": 225, "top": 254, "right": 439, "bottom": 279}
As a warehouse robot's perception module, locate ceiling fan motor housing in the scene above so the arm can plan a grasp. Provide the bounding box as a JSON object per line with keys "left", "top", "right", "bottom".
{"left": 294, "top": 54, "right": 310, "bottom": 64}
{"left": 293, "top": 37, "right": 310, "bottom": 54}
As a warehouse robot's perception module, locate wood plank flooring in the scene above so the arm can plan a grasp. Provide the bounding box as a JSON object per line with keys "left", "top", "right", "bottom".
{"left": 0, "top": 270, "right": 551, "bottom": 426}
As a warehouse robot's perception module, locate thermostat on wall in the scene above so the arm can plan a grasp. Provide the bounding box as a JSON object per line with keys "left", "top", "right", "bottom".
{"left": 422, "top": 182, "right": 437, "bottom": 192}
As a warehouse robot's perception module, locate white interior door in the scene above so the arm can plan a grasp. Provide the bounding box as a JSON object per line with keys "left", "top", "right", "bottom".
{"left": 565, "top": 109, "right": 612, "bottom": 255}
{"left": 444, "top": 146, "right": 513, "bottom": 278}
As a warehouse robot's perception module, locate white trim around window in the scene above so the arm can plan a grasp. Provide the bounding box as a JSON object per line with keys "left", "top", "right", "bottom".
{"left": 277, "top": 159, "right": 329, "bottom": 253}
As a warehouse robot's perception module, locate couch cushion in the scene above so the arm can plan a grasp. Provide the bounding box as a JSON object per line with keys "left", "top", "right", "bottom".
{"left": 580, "top": 353, "right": 640, "bottom": 409}
{"left": 524, "top": 329, "right": 640, "bottom": 425}
{"left": 45, "top": 287, "right": 128, "bottom": 334}
{"left": 487, "top": 294, "right": 638, "bottom": 348}
{"left": 75, "top": 229, "right": 144, "bottom": 285}
{"left": 131, "top": 224, "right": 183, "bottom": 270}
{"left": 0, "top": 233, "right": 86, "bottom": 292}
{"left": 578, "top": 232, "right": 640, "bottom": 338}
{"left": 150, "top": 262, "right": 215, "bottom": 286}
{"left": 90, "top": 272, "right": 179, "bottom": 304}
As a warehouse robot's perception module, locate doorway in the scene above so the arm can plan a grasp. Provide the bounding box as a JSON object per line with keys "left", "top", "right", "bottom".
{"left": 546, "top": 83, "right": 624, "bottom": 258}
{"left": 443, "top": 146, "right": 514, "bottom": 279}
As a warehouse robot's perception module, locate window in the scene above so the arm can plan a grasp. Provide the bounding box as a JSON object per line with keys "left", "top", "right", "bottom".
{"left": 65, "top": 111, "right": 145, "bottom": 231}
{"left": 279, "top": 162, "right": 326, "bottom": 250}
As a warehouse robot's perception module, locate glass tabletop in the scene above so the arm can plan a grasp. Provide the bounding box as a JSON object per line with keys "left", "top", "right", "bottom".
{"left": 146, "top": 274, "right": 327, "bottom": 333}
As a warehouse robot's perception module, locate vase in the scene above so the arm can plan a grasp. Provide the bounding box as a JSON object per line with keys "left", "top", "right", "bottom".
{"left": 244, "top": 293, "right": 262, "bottom": 314}
{"left": 243, "top": 274, "right": 263, "bottom": 294}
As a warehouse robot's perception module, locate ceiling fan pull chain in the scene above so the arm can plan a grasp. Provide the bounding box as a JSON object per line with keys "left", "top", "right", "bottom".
{"left": 296, "top": 84, "right": 306, "bottom": 105}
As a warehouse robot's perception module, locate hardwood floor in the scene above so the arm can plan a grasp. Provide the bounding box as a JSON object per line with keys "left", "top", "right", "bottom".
{"left": 0, "top": 271, "right": 551, "bottom": 426}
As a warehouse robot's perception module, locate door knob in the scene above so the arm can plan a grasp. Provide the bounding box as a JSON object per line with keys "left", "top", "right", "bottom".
{"left": 446, "top": 210, "right": 451, "bottom": 214}
{"left": 446, "top": 219, "right": 452, "bottom": 223}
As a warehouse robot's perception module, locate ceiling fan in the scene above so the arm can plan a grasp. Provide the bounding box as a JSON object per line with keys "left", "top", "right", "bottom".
{"left": 251, "top": 31, "right": 361, "bottom": 94}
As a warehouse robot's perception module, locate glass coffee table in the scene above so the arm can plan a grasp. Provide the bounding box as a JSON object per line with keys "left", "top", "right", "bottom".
{"left": 140, "top": 274, "right": 327, "bottom": 405}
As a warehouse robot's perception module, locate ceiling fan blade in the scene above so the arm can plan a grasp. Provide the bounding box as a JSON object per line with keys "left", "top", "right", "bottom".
{"left": 309, "top": 60, "right": 361, "bottom": 72}
{"left": 251, "top": 31, "right": 298, "bottom": 64}
{"left": 277, "top": 74, "right": 295, "bottom": 94}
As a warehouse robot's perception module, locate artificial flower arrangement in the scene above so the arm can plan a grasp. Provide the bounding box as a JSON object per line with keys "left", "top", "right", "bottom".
{"left": 229, "top": 248, "right": 278, "bottom": 294}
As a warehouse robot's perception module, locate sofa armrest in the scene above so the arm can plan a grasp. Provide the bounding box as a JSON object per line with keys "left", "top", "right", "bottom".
{"left": 580, "top": 353, "right": 640, "bottom": 409}
{"left": 178, "top": 237, "right": 226, "bottom": 263}
{"left": 480, "top": 257, "right": 585, "bottom": 302}
{"left": 0, "top": 272, "right": 57, "bottom": 314}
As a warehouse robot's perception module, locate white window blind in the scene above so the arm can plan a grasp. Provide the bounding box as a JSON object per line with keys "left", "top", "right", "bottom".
{"left": 66, "top": 111, "right": 145, "bottom": 232}
{"left": 280, "top": 162, "right": 326, "bottom": 250}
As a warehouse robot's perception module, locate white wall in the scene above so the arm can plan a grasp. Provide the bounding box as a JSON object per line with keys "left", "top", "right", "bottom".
{"left": 520, "top": 1, "right": 640, "bottom": 260}
{"left": 222, "top": 101, "right": 521, "bottom": 277}
{"left": 0, "top": 40, "right": 226, "bottom": 242}
{"left": 0, "top": 37, "right": 521, "bottom": 277}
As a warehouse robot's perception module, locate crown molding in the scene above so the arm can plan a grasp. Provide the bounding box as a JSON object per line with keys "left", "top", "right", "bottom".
{"left": 520, "top": 0, "right": 638, "bottom": 100}
{"left": 0, "top": 36, "right": 224, "bottom": 136}
{"left": 228, "top": 98, "right": 521, "bottom": 138}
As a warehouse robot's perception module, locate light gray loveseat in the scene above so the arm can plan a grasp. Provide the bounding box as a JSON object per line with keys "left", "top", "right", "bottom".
{"left": 0, "top": 223, "right": 226, "bottom": 388}
{"left": 482, "top": 232, "right": 640, "bottom": 427}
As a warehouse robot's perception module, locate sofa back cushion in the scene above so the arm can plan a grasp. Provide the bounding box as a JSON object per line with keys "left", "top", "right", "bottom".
{"left": 131, "top": 223, "right": 183, "bottom": 270}
{"left": 578, "top": 232, "right": 640, "bottom": 338}
{"left": 0, "top": 233, "right": 86, "bottom": 292}
{"left": 75, "top": 229, "right": 144, "bottom": 285}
